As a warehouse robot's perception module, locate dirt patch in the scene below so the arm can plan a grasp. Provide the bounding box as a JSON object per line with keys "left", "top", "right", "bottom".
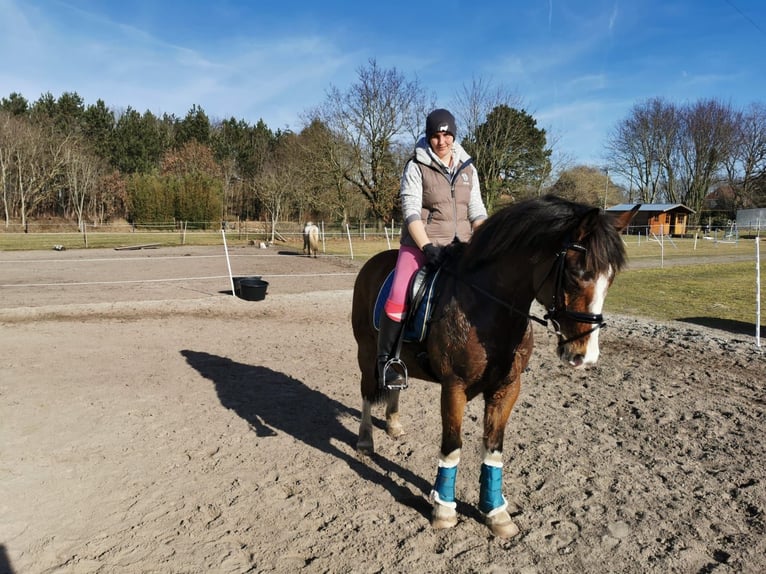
{"left": 0, "top": 246, "right": 764, "bottom": 573}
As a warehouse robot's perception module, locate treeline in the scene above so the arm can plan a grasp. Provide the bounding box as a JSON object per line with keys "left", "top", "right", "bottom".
{"left": 1, "top": 60, "right": 764, "bottom": 232}
{"left": 0, "top": 92, "right": 289, "bottom": 230}
{"left": 0, "top": 60, "right": 555, "bottom": 232}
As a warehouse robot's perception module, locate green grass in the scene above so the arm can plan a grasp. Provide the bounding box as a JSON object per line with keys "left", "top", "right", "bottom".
{"left": 621, "top": 234, "right": 757, "bottom": 265}
{"left": 607, "top": 262, "right": 763, "bottom": 332}
{"left": 0, "top": 230, "right": 261, "bottom": 251}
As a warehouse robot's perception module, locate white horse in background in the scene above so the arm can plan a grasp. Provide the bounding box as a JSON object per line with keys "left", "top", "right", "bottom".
{"left": 303, "top": 222, "right": 320, "bottom": 257}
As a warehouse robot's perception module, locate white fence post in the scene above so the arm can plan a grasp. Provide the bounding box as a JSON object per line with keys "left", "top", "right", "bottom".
{"left": 756, "top": 237, "right": 761, "bottom": 348}
{"left": 346, "top": 224, "right": 354, "bottom": 260}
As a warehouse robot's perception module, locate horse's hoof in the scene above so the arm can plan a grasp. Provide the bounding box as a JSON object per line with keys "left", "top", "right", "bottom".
{"left": 485, "top": 510, "right": 519, "bottom": 539}
{"left": 356, "top": 439, "right": 374, "bottom": 456}
{"left": 386, "top": 422, "right": 404, "bottom": 439}
{"left": 431, "top": 503, "right": 458, "bottom": 530}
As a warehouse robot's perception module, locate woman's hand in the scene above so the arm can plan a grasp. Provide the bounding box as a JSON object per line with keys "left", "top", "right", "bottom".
{"left": 422, "top": 243, "right": 445, "bottom": 268}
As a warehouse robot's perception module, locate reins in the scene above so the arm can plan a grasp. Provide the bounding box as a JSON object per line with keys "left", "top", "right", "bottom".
{"left": 446, "top": 241, "right": 606, "bottom": 343}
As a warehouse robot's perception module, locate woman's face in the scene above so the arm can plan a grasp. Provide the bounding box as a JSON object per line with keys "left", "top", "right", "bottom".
{"left": 429, "top": 132, "right": 454, "bottom": 162}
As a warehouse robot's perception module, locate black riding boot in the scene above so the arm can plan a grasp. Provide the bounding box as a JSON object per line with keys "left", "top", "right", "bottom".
{"left": 377, "top": 314, "right": 406, "bottom": 389}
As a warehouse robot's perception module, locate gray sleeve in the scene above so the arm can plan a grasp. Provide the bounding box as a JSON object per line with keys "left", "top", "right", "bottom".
{"left": 467, "top": 167, "right": 488, "bottom": 222}
{"left": 400, "top": 161, "right": 424, "bottom": 225}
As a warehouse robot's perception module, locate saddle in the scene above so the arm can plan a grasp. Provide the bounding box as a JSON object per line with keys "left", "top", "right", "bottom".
{"left": 373, "top": 265, "right": 442, "bottom": 342}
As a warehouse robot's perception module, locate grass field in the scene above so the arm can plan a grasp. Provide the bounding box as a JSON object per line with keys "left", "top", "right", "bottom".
{"left": 607, "top": 262, "right": 762, "bottom": 333}
{"left": 1, "top": 229, "right": 762, "bottom": 332}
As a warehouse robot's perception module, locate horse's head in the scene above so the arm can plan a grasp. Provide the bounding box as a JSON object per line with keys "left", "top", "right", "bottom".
{"left": 534, "top": 204, "right": 639, "bottom": 369}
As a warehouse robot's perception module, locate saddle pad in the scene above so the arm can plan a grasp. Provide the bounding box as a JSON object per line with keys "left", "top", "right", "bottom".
{"left": 373, "top": 267, "right": 441, "bottom": 343}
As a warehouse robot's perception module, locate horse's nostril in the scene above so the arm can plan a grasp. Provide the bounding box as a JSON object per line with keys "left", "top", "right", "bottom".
{"left": 569, "top": 355, "right": 584, "bottom": 368}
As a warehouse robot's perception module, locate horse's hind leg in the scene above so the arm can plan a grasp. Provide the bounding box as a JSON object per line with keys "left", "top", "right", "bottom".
{"left": 384, "top": 390, "right": 404, "bottom": 439}
{"left": 358, "top": 397, "right": 375, "bottom": 455}
{"left": 357, "top": 388, "right": 404, "bottom": 456}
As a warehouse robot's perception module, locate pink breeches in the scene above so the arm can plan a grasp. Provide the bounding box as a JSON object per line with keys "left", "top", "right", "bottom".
{"left": 384, "top": 245, "right": 426, "bottom": 321}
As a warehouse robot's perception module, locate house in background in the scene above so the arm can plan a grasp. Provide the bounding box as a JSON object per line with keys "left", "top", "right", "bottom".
{"left": 606, "top": 203, "right": 695, "bottom": 236}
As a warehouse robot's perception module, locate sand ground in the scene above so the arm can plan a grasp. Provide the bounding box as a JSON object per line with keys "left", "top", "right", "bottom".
{"left": 0, "top": 244, "right": 764, "bottom": 573}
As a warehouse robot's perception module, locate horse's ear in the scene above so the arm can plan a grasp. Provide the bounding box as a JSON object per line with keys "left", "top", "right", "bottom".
{"left": 573, "top": 207, "right": 602, "bottom": 242}
{"left": 611, "top": 204, "right": 641, "bottom": 233}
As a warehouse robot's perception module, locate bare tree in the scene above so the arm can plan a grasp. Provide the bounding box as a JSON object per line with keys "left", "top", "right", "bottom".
{"left": 62, "top": 137, "right": 101, "bottom": 230}
{"left": 676, "top": 99, "right": 737, "bottom": 220}
{"left": 290, "top": 118, "right": 357, "bottom": 224}
{"left": 0, "top": 111, "right": 23, "bottom": 226}
{"left": 318, "top": 58, "right": 429, "bottom": 224}
{"left": 606, "top": 98, "right": 677, "bottom": 204}
{"left": 453, "top": 77, "right": 523, "bottom": 146}
{"left": 14, "top": 121, "right": 69, "bottom": 230}
{"left": 722, "top": 102, "right": 766, "bottom": 208}
{"left": 252, "top": 135, "right": 302, "bottom": 242}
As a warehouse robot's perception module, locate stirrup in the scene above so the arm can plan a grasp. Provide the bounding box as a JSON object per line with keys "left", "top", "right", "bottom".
{"left": 380, "top": 357, "right": 408, "bottom": 391}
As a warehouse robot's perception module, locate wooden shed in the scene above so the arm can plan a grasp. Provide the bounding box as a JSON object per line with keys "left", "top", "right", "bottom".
{"left": 606, "top": 203, "right": 695, "bottom": 236}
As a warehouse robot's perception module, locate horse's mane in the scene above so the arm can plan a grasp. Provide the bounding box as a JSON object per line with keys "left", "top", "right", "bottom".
{"left": 458, "top": 195, "right": 628, "bottom": 274}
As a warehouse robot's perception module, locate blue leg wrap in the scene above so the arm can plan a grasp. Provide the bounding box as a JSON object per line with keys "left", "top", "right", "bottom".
{"left": 479, "top": 463, "right": 505, "bottom": 514}
{"left": 433, "top": 465, "right": 458, "bottom": 505}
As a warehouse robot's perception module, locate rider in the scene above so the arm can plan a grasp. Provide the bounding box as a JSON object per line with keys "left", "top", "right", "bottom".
{"left": 377, "top": 108, "right": 488, "bottom": 387}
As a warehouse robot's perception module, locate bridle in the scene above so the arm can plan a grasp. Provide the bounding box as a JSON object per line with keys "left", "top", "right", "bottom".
{"left": 454, "top": 240, "right": 606, "bottom": 344}
{"left": 541, "top": 242, "right": 606, "bottom": 344}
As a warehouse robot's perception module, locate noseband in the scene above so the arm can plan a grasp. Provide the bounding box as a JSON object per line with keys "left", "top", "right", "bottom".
{"left": 542, "top": 242, "right": 606, "bottom": 344}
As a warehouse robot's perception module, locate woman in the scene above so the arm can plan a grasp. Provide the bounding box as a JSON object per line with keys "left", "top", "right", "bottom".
{"left": 378, "top": 108, "right": 488, "bottom": 387}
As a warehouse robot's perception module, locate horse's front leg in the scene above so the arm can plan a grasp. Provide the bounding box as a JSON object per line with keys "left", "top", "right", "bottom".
{"left": 430, "top": 383, "right": 467, "bottom": 529}
{"left": 480, "top": 379, "right": 521, "bottom": 538}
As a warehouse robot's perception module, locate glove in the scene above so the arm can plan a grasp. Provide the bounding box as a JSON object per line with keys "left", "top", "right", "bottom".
{"left": 422, "top": 243, "right": 445, "bottom": 268}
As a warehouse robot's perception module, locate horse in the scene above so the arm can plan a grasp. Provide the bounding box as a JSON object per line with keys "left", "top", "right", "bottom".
{"left": 351, "top": 195, "right": 639, "bottom": 538}
{"left": 303, "top": 222, "right": 320, "bottom": 257}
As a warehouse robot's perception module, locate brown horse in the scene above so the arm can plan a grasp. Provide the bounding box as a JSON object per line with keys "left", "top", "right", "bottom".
{"left": 351, "top": 195, "right": 639, "bottom": 538}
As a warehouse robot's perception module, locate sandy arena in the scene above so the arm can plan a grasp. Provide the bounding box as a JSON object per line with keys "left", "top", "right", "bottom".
{"left": 0, "top": 244, "right": 764, "bottom": 573}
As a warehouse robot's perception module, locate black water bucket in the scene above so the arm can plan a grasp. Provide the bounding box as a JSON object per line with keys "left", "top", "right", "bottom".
{"left": 232, "top": 276, "right": 262, "bottom": 296}
{"left": 238, "top": 278, "right": 269, "bottom": 301}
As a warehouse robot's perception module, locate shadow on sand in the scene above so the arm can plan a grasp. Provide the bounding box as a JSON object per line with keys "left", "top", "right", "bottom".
{"left": 678, "top": 316, "right": 764, "bottom": 337}
{"left": 0, "top": 544, "right": 15, "bottom": 574}
{"left": 180, "top": 349, "right": 434, "bottom": 519}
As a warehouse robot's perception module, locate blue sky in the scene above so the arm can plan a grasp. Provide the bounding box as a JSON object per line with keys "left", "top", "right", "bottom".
{"left": 1, "top": 0, "right": 765, "bottom": 170}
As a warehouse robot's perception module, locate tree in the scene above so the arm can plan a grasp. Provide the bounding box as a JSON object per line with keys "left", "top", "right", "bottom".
{"left": 126, "top": 173, "right": 175, "bottom": 223}
{"left": 607, "top": 97, "right": 742, "bottom": 221}
{"left": 110, "top": 108, "right": 170, "bottom": 174}
{"left": 92, "top": 170, "right": 127, "bottom": 224}
{"left": 318, "top": 58, "right": 429, "bottom": 224}
{"left": 82, "top": 99, "right": 116, "bottom": 161}
{"left": 210, "top": 117, "right": 277, "bottom": 219}
{"left": 161, "top": 141, "right": 223, "bottom": 226}
{"left": 62, "top": 137, "right": 102, "bottom": 230}
{"left": 675, "top": 99, "right": 737, "bottom": 220}
{"left": 13, "top": 120, "right": 69, "bottom": 229}
{"left": 292, "top": 117, "right": 361, "bottom": 224}
{"left": 251, "top": 134, "right": 302, "bottom": 241}
{"left": 548, "top": 165, "right": 622, "bottom": 206}
{"left": 0, "top": 111, "right": 24, "bottom": 225}
{"left": 176, "top": 104, "right": 211, "bottom": 147}
{"left": 462, "top": 104, "right": 551, "bottom": 211}
{"left": 0, "top": 92, "right": 29, "bottom": 116}
{"left": 606, "top": 98, "right": 675, "bottom": 204}
{"left": 722, "top": 102, "right": 766, "bottom": 208}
